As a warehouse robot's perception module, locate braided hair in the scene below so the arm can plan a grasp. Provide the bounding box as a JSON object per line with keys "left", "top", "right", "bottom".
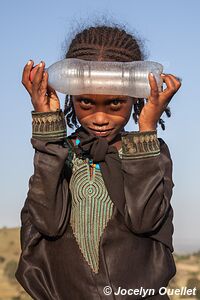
{"left": 64, "top": 25, "right": 170, "bottom": 130}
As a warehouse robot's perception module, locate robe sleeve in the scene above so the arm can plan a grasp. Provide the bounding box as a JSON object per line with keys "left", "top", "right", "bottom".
{"left": 121, "top": 131, "right": 174, "bottom": 239}
{"left": 21, "top": 110, "right": 70, "bottom": 240}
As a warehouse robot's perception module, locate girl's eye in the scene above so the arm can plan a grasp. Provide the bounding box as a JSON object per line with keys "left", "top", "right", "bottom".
{"left": 112, "top": 99, "right": 120, "bottom": 105}
{"left": 80, "top": 99, "right": 91, "bottom": 105}
{"left": 79, "top": 98, "right": 93, "bottom": 109}
{"left": 110, "top": 99, "right": 123, "bottom": 110}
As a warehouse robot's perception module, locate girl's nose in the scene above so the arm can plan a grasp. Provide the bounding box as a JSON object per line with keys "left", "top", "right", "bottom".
{"left": 92, "top": 113, "right": 109, "bottom": 127}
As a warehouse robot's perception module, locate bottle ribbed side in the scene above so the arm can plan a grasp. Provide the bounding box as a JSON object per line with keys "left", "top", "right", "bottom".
{"left": 47, "top": 58, "right": 163, "bottom": 97}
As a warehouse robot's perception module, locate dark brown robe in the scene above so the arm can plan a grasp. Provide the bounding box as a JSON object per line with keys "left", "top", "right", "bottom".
{"left": 15, "top": 116, "right": 176, "bottom": 300}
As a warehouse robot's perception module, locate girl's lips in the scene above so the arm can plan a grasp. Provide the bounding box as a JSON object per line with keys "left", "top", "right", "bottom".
{"left": 88, "top": 128, "right": 113, "bottom": 137}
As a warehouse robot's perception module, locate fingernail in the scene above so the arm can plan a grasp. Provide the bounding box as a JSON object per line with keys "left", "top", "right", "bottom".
{"left": 27, "top": 60, "right": 32, "bottom": 65}
{"left": 150, "top": 72, "right": 154, "bottom": 77}
{"left": 39, "top": 62, "right": 43, "bottom": 67}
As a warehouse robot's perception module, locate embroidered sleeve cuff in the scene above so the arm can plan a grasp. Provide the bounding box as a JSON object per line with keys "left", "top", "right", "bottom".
{"left": 32, "top": 110, "right": 67, "bottom": 141}
{"left": 121, "top": 131, "right": 160, "bottom": 159}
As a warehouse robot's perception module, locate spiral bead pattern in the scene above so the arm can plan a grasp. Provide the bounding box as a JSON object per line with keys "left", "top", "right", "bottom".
{"left": 69, "top": 155, "right": 114, "bottom": 273}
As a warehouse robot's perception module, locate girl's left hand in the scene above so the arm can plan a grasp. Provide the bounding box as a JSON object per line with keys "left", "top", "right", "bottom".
{"left": 138, "top": 73, "right": 181, "bottom": 132}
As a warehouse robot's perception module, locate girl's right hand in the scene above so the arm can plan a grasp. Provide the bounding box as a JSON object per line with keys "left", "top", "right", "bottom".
{"left": 22, "top": 60, "right": 60, "bottom": 112}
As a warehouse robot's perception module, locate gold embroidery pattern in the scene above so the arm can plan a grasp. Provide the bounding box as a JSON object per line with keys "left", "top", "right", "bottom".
{"left": 121, "top": 131, "right": 160, "bottom": 159}
{"left": 69, "top": 154, "right": 114, "bottom": 273}
{"left": 32, "top": 110, "right": 66, "bottom": 140}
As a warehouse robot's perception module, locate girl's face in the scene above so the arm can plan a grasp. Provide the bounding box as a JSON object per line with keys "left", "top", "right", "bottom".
{"left": 72, "top": 94, "right": 135, "bottom": 141}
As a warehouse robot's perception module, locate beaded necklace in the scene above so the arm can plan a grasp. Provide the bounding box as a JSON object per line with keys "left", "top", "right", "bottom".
{"left": 75, "top": 138, "right": 100, "bottom": 170}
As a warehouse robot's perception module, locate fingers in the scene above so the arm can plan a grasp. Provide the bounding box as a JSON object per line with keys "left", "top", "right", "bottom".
{"left": 21, "top": 60, "right": 47, "bottom": 98}
{"left": 22, "top": 60, "right": 34, "bottom": 95}
{"left": 140, "top": 73, "right": 181, "bottom": 130}
{"left": 30, "top": 65, "right": 39, "bottom": 82}
{"left": 32, "top": 61, "right": 45, "bottom": 88}
{"left": 161, "top": 74, "right": 181, "bottom": 99}
{"left": 39, "top": 70, "right": 48, "bottom": 97}
{"left": 32, "top": 61, "right": 48, "bottom": 98}
{"left": 22, "top": 59, "right": 55, "bottom": 112}
{"left": 148, "top": 73, "right": 159, "bottom": 98}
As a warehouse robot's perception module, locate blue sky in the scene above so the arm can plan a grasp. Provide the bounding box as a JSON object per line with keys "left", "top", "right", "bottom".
{"left": 0, "top": 0, "right": 200, "bottom": 253}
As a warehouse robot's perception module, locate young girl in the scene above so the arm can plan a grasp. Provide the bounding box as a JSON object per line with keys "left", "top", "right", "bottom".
{"left": 15, "top": 25, "right": 181, "bottom": 300}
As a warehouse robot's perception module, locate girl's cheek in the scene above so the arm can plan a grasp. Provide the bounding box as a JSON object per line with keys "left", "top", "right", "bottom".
{"left": 75, "top": 110, "right": 94, "bottom": 124}
{"left": 74, "top": 103, "right": 132, "bottom": 125}
{"left": 77, "top": 113, "right": 130, "bottom": 126}
{"left": 75, "top": 112, "right": 95, "bottom": 126}
{"left": 110, "top": 107, "right": 132, "bottom": 123}
{"left": 73, "top": 102, "right": 94, "bottom": 117}
{"left": 78, "top": 114, "right": 128, "bottom": 129}
{"left": 112, "top": 109, "right": 131, "bottom": 119}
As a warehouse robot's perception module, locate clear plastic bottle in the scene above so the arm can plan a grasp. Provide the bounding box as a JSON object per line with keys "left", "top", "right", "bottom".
{"left": 46, "top": 58, "right": 163, "bottom": 98}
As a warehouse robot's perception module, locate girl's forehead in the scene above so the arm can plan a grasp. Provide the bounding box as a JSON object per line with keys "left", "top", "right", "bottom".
{"left": 73, "top": 94, "right": 131, "bottom": 101}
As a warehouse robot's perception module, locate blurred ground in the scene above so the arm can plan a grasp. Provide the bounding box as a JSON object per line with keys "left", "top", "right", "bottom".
{"left": 0, "top": 227, "right": 199, "bottom": 300}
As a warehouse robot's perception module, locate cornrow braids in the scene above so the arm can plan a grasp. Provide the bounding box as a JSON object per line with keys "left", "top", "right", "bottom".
{"left": 64, "top": 95, "right": 78, "bottom": 129}
{"left": 66, "top": 26, "right": 142, "bottom": 62}
{"left": 64, "top": 25, "right": 171, "bottom": 130}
